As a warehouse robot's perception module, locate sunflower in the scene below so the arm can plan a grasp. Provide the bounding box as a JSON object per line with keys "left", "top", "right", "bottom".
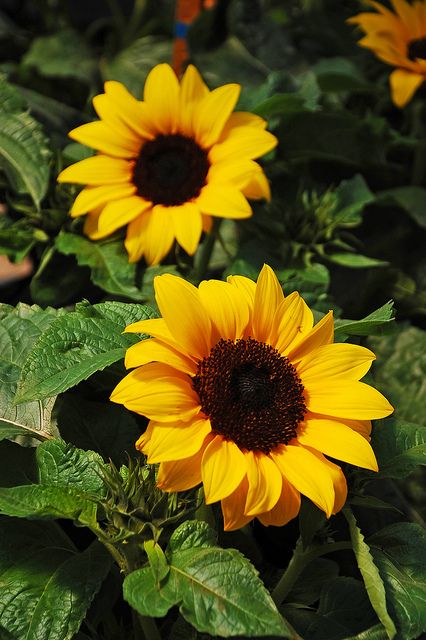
{"left": 348, "top": 0, "right": 426, "bottom": 108}
{"left": 110, "top": 265, "right": 393, "bottom": 530}
{"left": 57, "top": 64, "right": 277, "bottom": 265}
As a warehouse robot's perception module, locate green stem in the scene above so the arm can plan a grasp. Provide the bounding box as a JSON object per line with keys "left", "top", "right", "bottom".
{"left": 271, "top": 538, "right": 352, "bottom": 605}
{"left": 194, "top": 218, "right": 222, "bottom": 283}
{"left": 137, "top": 614, "right": 162, "bottom": 640}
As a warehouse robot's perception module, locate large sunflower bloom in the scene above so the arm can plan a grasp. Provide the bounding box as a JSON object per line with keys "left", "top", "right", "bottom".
{"left": 110, "top": 266, "right": 393, "bottom": 530}
{"left": 57, "top": 64, "right": 277, "bottom": 265}
{"left": 348, "top": 0, "right": 426, "bottom": 108}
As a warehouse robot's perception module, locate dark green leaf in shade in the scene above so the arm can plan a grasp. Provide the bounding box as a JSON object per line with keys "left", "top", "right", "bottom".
{"left": 0, "top": 219, "right": 36, "bottom": 263}
{"left": 0, "top": 519, "right": 112, "bottom": 640}
{"left": 0, "top": 440, "right": 37, "bottom": 488}
{"left": 298, "top": 498, "right": 326, "bottom": 550}
{"left": 285, "top": 558, "right": 339, "bottom": 606}
{"left": 344, "top": 509, "right": 396, "bottom": 639}
{"left": 55, "top": 233, "right": 142, "bottom": 300}
{"left": 327, "top": 253, "right": 388, "bottom": 269}
{"left": 123, "top": 520, "right": 291, "bottom": 637}
{"left": 368, "top": 326, "right": 425, "bottom": 424}
{"left": 313, "top": 57, "right": 369, "bottom": 92}
{"left": 378, "top": 186, "right": 426, "bottom": 229}
{"left": 333, "top": 174, "right": 375, "bottom": 226}
{"left": 282, "top": 577, "right": 379, "bottom": 640}
{"left": 371, "top": 419, "right": 426, "bottom": 479}
{"left": 334, "top": 302, "right": 395, "bottom": 340}
{"left": 22, "top": 29, "right": 96, "bottom": 83}
{"left": 0, "top": 303, "right": 61, "bottom": 443}
{"left": 16, "top": 301, "right": 156, "bottom": 403}
{"left": 367, "top": 523, "right": 426, "bottom": 640}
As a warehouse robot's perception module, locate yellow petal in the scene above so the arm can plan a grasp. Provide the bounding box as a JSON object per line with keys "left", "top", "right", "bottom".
{"left": 57, "top": 155, "right": 132, "bottom": 185}
{"left": 258, "top": 475, "right": 301, "bottom": 527}
{"left": 252, "top": 265, "right": 285, "bottom": 343}
{"left": 297, "top": 343, "right": 376, "bottom": 383}
{"left": 70, "top": 184, "right": 136, "bottom": 217}
{"left": 196, "top": 182, "right": 252, "bottom": 219}
{"left": 146, "top": 418, "right": 212, "bottom": 463}
{"left": 307, "top": 412, "right": 372, "bottom": 440}
{"left": 306, "top": 380, "right": 394, "bottom": 420}
{"left": 69, "top": 121, "right": 140, "bottom": 158}
{"left": 202, "top": 214, "right": 212, "bottom": 232}
{"left": 244, "top": 451, "right": 282, "bottom": 516}
{"left": 124, "top": 317, "right": 181, "bottom": 349}
{"left": 207, "top": 159, "right": 260, "bottom": 189}
{"left": 209, "top": 126, "right": 278, "bottom": 163}
{"left": 179, "top": 64, "right": 209, "bottom": 136}
{"left": 143, "top": 63, "right": 180, "bottom": 133}
{"left": 389, "top": 69, "right": 424, "bottom": 108}
{"left": 226, "top": 274, "right": 256, "bottom": 308}
{"left": 157, "top": 440, "right": 213, "bottom": 492}
{"left": 170, "top": 202, "right": 203, "bottom": 256}
{"left": 271, "top": 443, "right": 335, "bottom": 517}
{"left": 135, "top": 421, "right": 154, "bottom": 454}
{"left": 124, "top": 338, "right": 196, "bottom": 375}
{"left": 243, "top": 169, "right": 271, "bottom": 201}
{"left": 97, "top": 196, "right": 151, "bottom": 236}
{"left": 273, "top": 292, "right": 307, "bottom": 353}
{"left": 202, "top": 436, "right": 247, "bottom": 503}
{"left": 220, "top": 111, "right": 267, "bottom": 138}
{"left": 83, "top": 208, "right": 103, "bottom": 239}
{"left": 110, "top": 362, "right": 201, "bottom": 422}
{"left": 154, "top": 273, "right": 212, "bottom": 359}
{"left": 305, "top": 447, "right": 348, "bottom": 514}
{"left": 298, "top": 418, "right": 378, "bottom": 471}
{"left": 103, "top": 81, "right": 155, "bottom": 139}
{"left": 125, "top": 207, "right": 175, "bottom": 265}
{"left": 193, "top": 83, "right": 241, "bottom": 148}
{"left": 287, "top": 311, "right": 334, "bottom": 362}
{"left": 221, "top": 477, "right": 253, "bottom": 531}
{"left": 198, "top": 279, "right": 250, "bottom": 341}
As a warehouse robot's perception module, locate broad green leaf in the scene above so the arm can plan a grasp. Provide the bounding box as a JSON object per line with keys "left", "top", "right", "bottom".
{"left": 16, "top": 301, "right": 156, "bottom": 403}
{"left": 344, "top": 509, "right": 396, "bottom": 639}
{"left": 378, "top": 186, "right": 426, "bottom": 229}
{"left": 313, "top": 57, "right": 368, "bottom": 92}
{"left": 254, "top": 93, "right": 306, "bottom": 119}
{"left": 0, "top": 519, "right": 112, "bottom": 640}
{"left": 144, "top": 540, "right": 170, "bottom": 586}
{"left": 22, "top": 28, "right": 96, "bottom": 83}
{"left": 0, "top": 74, "right": 27, "bottom": 113}
{"left": 36, "top": 439, "right": 106, "bottom": 494}
{"left": 286, "top": 558, "right": 339, "bottom": 606}
{"left": 368, "top": 326, "right": 425, "bottom": 424}
{"left": 0, "top": 485, "right": 98, "bottom": 526}
{"left": 334, "top": 302, "right": 395, "bottom": 340}
{"left": 55, "top": 233, "right": 142, "bottom": 300}
{"left": 368, "top": 523, "right": 426, "bottom": 640}
{"left": 0, "top": 111, "right": 51, "bottom": 207}
{"left": 0, "top": 419, "right": 53, "bottom": 443}
{"left": 344, "top": 624, "right": 388, "bottom": 640}
{"left": 282, "top": 577, "right": 378, "bottom": 640}
{"left": 371, "top": 419, "right": 426, "bottom": 479}
{"left": 0, "top": 303, "right": 61, "bottom": 443}
{"left": 333, "top": 174, "right": 375, "bottom": 226}
{"left": 55, "top": 393, "right": 141, "bottom": 466}
{"left": 0, "top": 219, "right": 36, "bottom": 262}
{"left": 327, "top": 253, "right": 387, "bottom": 269}
{"left": 124, "top": 520, "right": 291, "bottom": 637}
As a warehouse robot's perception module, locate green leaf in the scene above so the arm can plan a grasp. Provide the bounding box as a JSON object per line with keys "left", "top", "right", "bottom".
{"left": 55, "top": 393, "right": 141, "bottom": 465}
{"left": 0, "top": 74, "right": 27, "bottom": 113}
{"left": 286, "top": 558, "right": 339, "bottom": 606}
{"left": 124, "top": 520, "right": 291, "bottom": 637}
{"left": 0, "top": 219, "right": 36, "bottom": 262}
{"left": 327, "top": 253, "right": 388, "bottom": 269}
{"left": 16, "top": 301, "right": 155, "bottom": 403}
{"left": 334, "top": 174, "right": 375, "bottom": 226}
{"left": 371, "top": 419, "right": 426, "bottom": 479}
{"left": 55, "top": 233, "right": 142, "bottom": 300}
{"left": 254, "top": 93, "right": 306, "bottom": 119}
{"left": 0, "top": 303, "right": 61, "bottom": 443}
{"left": 343, "top": 624, "right": 388, "bottom": 640}
{"left": 282, "top": 577, "right": 378, "bottom": 640}
{"left": 0, "top": 485, "right": 98, "bottom": 526}
{"left": 368, "top": 326, "right": 425, "bottom": 424}
{"left": 378, "top": 186, "right": 426, "bottom": 229}
{"left": 313, "top": 57, "right": 368, "bottom": 92}
{"left": 36, "top": 439, "right": 106, "bottom": 494}
{"left": 368, "top": 523, "right": 426, "bottom": 640}
{"left": 344, "top": 509, "right": 396, "bottom": 639}
{"left": 0, "top": 519, "right": 112, "bottom": 640}
{"left": 299, "top": 498, "right": 326, "bottom": 550}
{"left": 22, "top": 28, "right": 96, "bottom": 83}
{"left": 334, "top": 302, "right": 395, "bottom": 340}
{"left": 144, "top": 539, "right": 170, "bottom": 586}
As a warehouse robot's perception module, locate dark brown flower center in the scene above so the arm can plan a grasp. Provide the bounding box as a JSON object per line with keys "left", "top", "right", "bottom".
{"left": 132, "top": 134, "right": 210, "bottom": 206}
{"left": 192, "top": 338, "right": 306, "bottom": 454}
{"left": 407, "top": 36, "right": 426, "bottom": 60}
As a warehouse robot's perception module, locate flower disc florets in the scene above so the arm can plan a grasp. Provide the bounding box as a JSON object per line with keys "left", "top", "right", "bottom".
{"left": 193, "top": 337, "right": 306, "bottom": 453}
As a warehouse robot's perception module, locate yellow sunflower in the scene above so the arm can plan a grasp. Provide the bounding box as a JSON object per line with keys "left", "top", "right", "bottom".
{"left": 110, "top": 265, "right": 393, "bottom": 530}
{"left": 57, "top": 64, "right": 277, "bottom": 265}
{"left": 348, "top": 0, "right": 426, "bottom": 108}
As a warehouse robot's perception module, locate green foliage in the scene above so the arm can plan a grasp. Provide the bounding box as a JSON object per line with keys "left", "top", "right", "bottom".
{"left": 0, "top": 76, "right": 51, "bottom": 207}
{"left": 371, "top": 420, "right": 426, "bottom": 479}
{"left": 55, "top": 233, "right": 142, "bottom": 300}
{"left": 16, "top": 301, "right": 155, "bottom": 402}
{"left": 0, "top": 519, "right": 112, "bottom": 640}
{"left": 334, "top": 302, "right": 395, "bottom": 340}
{"left": 124, "top": 520, "right": 291, "bottom": 638}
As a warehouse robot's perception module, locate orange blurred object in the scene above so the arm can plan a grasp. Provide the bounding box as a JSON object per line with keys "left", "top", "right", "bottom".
{"left": 172, "top": 0, "right": 218, "bottom": 77}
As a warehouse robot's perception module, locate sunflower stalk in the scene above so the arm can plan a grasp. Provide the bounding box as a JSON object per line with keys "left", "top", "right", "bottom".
{"left": 271, "top": 537, "right": 352, "bottom": 605}
{"left": 194, "top": 218, "right": 223, "bottom": 282}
